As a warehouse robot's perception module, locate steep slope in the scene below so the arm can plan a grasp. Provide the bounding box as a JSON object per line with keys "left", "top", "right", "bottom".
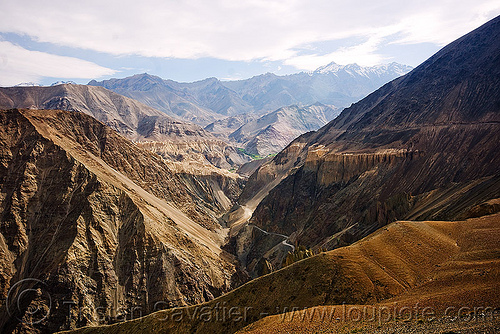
{"left": 58, "top": 211, "right": 500, "bottom": 334}
{"left": 0, "top": 109, "right": 242, "bottom": 333}
{"left": 229, "top": 15, "right": 500, "bottom": 274}
{"left": 0, "top": 84, "right": 170, "bottom": 138}
{"left": 0, "top": 84, "right": 250, "bottom": 169}
{"left": 229, "top": 103, "right": 340, "bottom": 156}
{"left": 204, "top": 114, "right": 258, "bottom": 140}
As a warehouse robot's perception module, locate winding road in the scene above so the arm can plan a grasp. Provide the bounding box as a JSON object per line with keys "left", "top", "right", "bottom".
{"left": 250, "top": 224, "right": 295, "bottom": 251}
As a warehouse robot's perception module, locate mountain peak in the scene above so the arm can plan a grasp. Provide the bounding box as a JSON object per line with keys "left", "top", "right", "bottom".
{"left": 50, "top": 80, "right": 76, "bottom": 86}
{"left": 313, "top": 61, "right": 413, "bottom": 77}
{"left": 313, "top": 61, "right": 343, "bottom": 74}
{"left": 14, "top": 82, "right": 40, "bottom": 87}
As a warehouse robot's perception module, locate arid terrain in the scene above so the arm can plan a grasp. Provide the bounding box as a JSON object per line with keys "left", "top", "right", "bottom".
{"left": 0, "top": 109, "right": 244, "bottom": 333}
{"left": 57, "top": 211, "right": 500, "bottom": 333}
{"left": 226, "top": 14, "right": 500, "bottom": 277}
{"left": 0, "top": 11, "right": 499, "bottom": 334}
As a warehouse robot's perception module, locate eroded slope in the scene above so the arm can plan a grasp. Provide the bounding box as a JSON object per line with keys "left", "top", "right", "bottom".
{"left": 58, "top": 211, "right": 500, "bottom": 334}
{"left": 0, "top": 109, "right": 241, "bottom": 333}
{"left": 230, "top": 15, "right": 500, "bottom": 273}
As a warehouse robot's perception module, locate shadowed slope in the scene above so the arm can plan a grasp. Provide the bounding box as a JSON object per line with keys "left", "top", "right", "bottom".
{"left": 232, "top": 15, "right": 500, "bottom": 272}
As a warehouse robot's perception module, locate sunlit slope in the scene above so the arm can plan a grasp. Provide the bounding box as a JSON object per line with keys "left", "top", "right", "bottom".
{"left": 60, "top": 209, "right": 500, "bottom": 334}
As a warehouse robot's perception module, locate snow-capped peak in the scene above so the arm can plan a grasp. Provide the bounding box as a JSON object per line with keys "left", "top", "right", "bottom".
{"left": 313, "top": 61, "right": 413, "bottom": 78}
{"left": 314, "top": 61, "right": 344, "bottom": 74}
{"left": 14, "top": 82, "right": 41, "bottom": 87}
{"left": 51, "top": 81, "right": 76, "bottom": 86}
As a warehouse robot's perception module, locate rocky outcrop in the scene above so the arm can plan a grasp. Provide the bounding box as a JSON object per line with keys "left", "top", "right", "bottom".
{"left": 0, "top": 109, "right": 242, "bottom": 333}
{"left": 137, "top": 139, "right": 250, "bottom": 170}
{"left": 231, "top": 15, "right": 500, "bottom": 275}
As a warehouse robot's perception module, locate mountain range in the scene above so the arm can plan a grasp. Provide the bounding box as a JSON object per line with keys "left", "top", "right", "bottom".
{"left": 0, "top": 84, "right": 250, "bottom": 169}
{"left": 2, "top": 61, "right": 410, "bottom": 163}
{"left": 227, "top": 13, "right": 500, "bottom": 278}
{"left": 89, "top": 62, "right": 412, "bottom": 126}
{"left": 85, "top": 62, "right": 409, "bottom": 157}
{"left": 0, "top": 14, "right": 499, "bottom": 334}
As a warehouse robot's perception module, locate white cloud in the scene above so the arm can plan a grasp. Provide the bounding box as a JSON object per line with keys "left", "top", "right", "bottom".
{"left": 0, "top": 0, "right": 499, "bottom": 72}
{"left": 285, "top": 34, "right": 391, "bottom": 70}
{"left": 0, "top": 41, "right": 116, "bottom": 86}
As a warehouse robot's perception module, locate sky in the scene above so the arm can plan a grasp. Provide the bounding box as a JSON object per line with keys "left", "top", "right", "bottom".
{"left": 0, "top": 0, "right": 499, "bottom": 86}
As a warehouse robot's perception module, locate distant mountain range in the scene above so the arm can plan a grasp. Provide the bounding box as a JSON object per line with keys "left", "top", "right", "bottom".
{"left": 13, "top": 81, "right": 76, "bottom": 87}
{"left": 86, "top": 62, "right": 410, "bottom": 157}
{"left": 223, "top": 62, "right": 413, "bottom": 112}
{"left": 89, "top": 62, "right": 412, "bottom": 126}
{"left": 4, "top": 62, "right": 412, "bottom": 161}
{"left": 0, "top": 84, "right": 250, "bottom": 169}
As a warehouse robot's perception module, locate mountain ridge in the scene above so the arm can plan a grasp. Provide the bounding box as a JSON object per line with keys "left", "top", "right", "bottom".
{"left": 227, "top": 15, "right": 500, "bottom": 277}
{"left": 0, "top": 84, "right": 251, "bottom": 169}
{"left": 89, "top": 62, "right": 412, "bottom": 126}
{"left": 0, "top": 108, "right": 247, "bottom": 333}
{"left": 228, "top": 103, "right": 340, "bottom": 156}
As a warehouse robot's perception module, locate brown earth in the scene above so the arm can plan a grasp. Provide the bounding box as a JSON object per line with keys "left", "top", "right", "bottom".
{"left": 0, "top": 109, "right": 243, "bottom": 333}
{"left": 229, "top": 15, "right": 500, "bottom": 274}
{"left": 56, "top": 211, "right": 500, "bottom": 334}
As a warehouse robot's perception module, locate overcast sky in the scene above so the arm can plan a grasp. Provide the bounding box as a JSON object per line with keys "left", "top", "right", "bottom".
{"left": 0, "top": 0, "right": 499, "bottom": 86}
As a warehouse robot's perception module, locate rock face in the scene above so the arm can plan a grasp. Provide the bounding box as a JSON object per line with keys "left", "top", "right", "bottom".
{"left": 0, "top": 84, "right": 250, "bottom": 169}
{"left": 0, "top": 109, "right": 242, "bottom": 333}
{"left": 232, "top": 15, "right": 500, "bottom": 274}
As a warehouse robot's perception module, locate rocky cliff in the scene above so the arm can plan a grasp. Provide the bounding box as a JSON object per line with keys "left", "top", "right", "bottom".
{"left": 0, "top": 109, "right": 243, "bottom": 333}
{"left": 231, "top": 15, "right": 500, "bottom": 275}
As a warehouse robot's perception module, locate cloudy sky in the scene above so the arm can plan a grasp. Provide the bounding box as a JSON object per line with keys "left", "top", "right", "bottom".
{"left": 0, "top": 0, "right": 499, "bottom": 86}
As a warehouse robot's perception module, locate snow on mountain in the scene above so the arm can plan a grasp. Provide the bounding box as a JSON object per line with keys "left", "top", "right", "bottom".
{"left": 51, "top": 80, "right": 76, "bottom": 86}
{"left": 313, "top": 61, "right": 413, "bottom": 78}
{"left": 14, "top": 82, "right": 41, "bottom": 87}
